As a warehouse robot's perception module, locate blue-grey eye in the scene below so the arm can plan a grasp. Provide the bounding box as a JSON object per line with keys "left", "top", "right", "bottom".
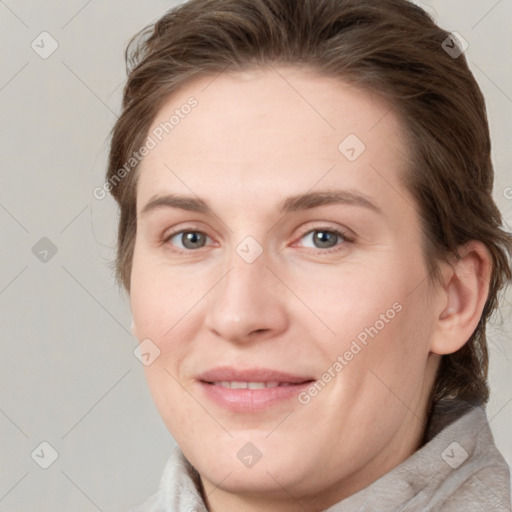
{"left": 300, "top": 230, "right": 344, "bottom": 249}
{"left": 170, "top": 231, "right": 208, "bottom": 250}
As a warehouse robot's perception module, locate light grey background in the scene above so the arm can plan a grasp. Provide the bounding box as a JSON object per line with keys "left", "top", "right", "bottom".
{"left": 0, "top": 1, "right": 511, "bottom": 510}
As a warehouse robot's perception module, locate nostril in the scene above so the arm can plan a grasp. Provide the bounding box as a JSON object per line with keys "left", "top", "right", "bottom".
{"left": 250, "top": 328, "right": 269, "bottom": 335}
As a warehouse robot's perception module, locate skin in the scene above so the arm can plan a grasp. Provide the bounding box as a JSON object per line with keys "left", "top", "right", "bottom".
{"left": 129, "top": 66, "right": 491, "bottom": 512}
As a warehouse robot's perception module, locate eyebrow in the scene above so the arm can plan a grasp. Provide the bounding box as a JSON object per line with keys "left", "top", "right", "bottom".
{"left": 139, "top": 189, "right": 382, "bottom": 217}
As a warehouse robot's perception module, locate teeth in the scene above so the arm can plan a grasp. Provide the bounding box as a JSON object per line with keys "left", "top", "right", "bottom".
{"left": 231, "top": 381, "right": 248, "bottom": 389}
{"left": 213, "top": 381, "right": 288, "bottom": 389}
{"left": 248, "top": 382, "right": 266, "bottom": 389}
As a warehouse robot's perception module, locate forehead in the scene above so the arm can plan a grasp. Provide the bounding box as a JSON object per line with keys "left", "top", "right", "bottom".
{"left": 136, "top": 66, "right": 413, "bottom": 215}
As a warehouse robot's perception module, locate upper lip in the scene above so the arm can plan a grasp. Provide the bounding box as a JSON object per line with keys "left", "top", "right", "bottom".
{"left": 197, "top": 367, "right": 315, "bottom": 384}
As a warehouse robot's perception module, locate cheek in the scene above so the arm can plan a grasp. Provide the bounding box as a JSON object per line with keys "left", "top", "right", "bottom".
{"left": 129, "top": 247, "right": 203, "bottom": 341}
{"left": 309, "top": 257, "right": 434, "bottom": 382}
{"left": 287, "top": 262, "right": 408, "bottom": 348}
{"left": 129, "top": 255, "right": 199, "bottom": 427}
{"left": 347, "top": 282, "right": 436, "bottom": 409}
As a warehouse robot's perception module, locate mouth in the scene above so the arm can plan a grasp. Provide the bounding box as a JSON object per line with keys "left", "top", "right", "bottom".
{"left": 196, "top": 367, "right": 315, "bottom": 412}
{"left": 206, "top": 381, "right": 307, "bottom": 388}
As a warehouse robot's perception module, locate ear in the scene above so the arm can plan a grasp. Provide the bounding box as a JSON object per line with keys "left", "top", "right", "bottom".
{"left": 130, "top": 315, "right": 139, "bottom": 339}
{"left": 430, "top": 241, "right": 492, "bottom": 355}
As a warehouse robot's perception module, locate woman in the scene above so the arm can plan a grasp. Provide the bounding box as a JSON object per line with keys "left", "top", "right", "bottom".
{"left": 105, "top": 0, "right": 512, "bottom": 510}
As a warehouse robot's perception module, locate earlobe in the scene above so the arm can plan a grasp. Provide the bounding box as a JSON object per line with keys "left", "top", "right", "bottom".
{"left": 131, "top": 316, "right": 138, "bottom": 338}
{"left": 431, "top": 241, "right": 492, "bottom": 355}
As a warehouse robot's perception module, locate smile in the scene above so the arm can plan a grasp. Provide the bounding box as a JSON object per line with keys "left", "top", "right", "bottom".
{"left": 209, "top": 381, "right": 299, "bottom": 389}
{"left": 196, "top": 367, "right": 315, "bottom": 412}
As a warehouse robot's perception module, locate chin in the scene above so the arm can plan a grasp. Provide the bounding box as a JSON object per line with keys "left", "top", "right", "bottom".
{"left": 189, "top": 442, "right": 312, "bottom": 493}
{"left": 201, "top": 464, "right": 305, "bottom": 498}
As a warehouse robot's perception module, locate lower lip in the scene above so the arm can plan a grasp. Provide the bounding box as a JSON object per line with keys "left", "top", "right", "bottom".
{"left": 197, "top": 381, "right": 313, "bottom": 412}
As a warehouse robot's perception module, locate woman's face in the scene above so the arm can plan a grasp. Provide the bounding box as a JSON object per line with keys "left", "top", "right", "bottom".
{"left": 130, "top": 67, "right": 442, "bottom": 509}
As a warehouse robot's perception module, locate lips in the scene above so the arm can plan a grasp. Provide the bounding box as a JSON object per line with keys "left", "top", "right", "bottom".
{"left": 196, "top": 367, "right": 315, "bottom": 412}
{"left": 198, "top": 367, "right": 314, "bottom": 386}
{"left": 211, "top": 381, "right": 293, "bottom": 389}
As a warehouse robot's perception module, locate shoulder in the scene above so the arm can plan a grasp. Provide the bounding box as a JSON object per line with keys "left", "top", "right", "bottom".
{"left": 128, "top": 491, "right": 164, "bottom": 512}
{"left": 416, "top": 403, "right": 511, "bottom": 511}
{"left": 127, "top": 445, "right": 208, "bottom": 512}
{"left": 435, "top": 464, "right": 511, "bottom": 512}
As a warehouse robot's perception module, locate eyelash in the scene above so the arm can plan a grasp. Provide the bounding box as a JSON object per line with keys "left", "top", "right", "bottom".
{"left": 294, "top": 227, "right": 352, "bottom": 253}
{"left": 162, "top": 226, "right": 353, "bottom": 254}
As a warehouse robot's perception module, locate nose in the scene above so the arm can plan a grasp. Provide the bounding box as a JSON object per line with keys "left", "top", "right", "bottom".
{"left": 203, "top": 250, "right": 289, "bottom": 344}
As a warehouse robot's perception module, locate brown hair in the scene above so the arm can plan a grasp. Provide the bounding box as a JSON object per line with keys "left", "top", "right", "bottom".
{"left": 106, "top": 0, "right": 512, "bottom": 408}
